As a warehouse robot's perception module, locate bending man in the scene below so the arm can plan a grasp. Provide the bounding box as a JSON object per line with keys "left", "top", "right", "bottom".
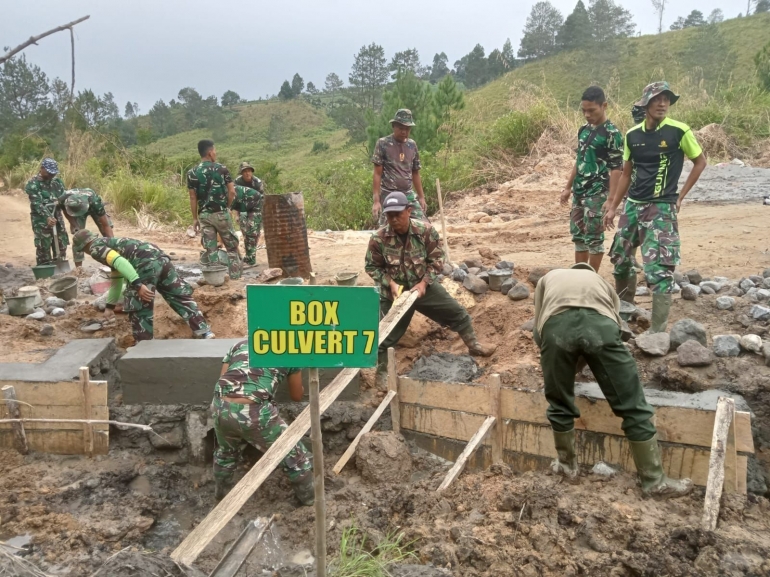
{"left": 59, "top": 188, "right": 114, "bottom": 268}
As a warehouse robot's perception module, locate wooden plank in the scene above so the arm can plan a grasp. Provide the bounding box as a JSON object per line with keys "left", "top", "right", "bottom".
{"left": 0, "top": 380, "right": 108, "bottom": 407}
{"left": 387, "top": 348, "right": 400, "bottom": 435}
{"left": 209, "top": 516, "right": 276, "bottom": 577}
{"left": 702, "top": 397, "right": 736, "bottom": 530}
{"left": 332, "top": 390, "right": 396, "bottom": 475}
{"left": 0, "top": 429, "right": 109, "bottom": 455}
{"left": 724, "top": 412, "right": 738, "bottom": 494}
{"left": 80, "top": 367, "right": 94, "bottom": 456}
{"left": 398, "top": 379, "right": 753, "bottom": 453}
{"left": 0, "top": 405, "right": 109, "bottom": 430}
{"left": 2, "top": 386, "right": 28, "bottom": 454}
{"left": 172, "top": 289, "right": 419, "bottom": 566}
{"left": 437, "top": 416, "right": 496, "bottom": 492}
{"left": 488, "top": 375, "right": 503, "bottom": 465}
{"left": 309, "top": 368, "right": 326, "bottom": 577}
{"left": 435, "top": 178, "right": 451, "bottom": 265}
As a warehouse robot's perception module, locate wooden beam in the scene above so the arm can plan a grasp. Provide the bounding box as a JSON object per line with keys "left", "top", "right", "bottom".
{"left": 0, "top": 429, "right": 109, "bottom": 455}
{"left": 2, "top": 386, "right": 28, "bottom": 454}
{"left": 0, "top": 380, "right": 108, "bottom": 408}
{"left": 0, "top": 16, "right": 90, "bottom": 65}
{"left": 435, "top": 178, "right": 451, "bottom": 265}
{"left": 488, "top": 375, "right": 502, "bottom": 465}
{"left": 309, "top": 368, "right": 326, "bottom": 577}
{"left": 80, "top": 367, "right": 94, "bottom": 456}
{"left": 209, "top": 515, "right": 276, "bottom": 577}
{"left": 171, "top": 290, "right": 418, "bottom": 566}
{"left": 702, "top": 397, "right": 736, "bottom": 530}
{"left": 387, "top": 347, "right": 400, "bottom": 436}
{"left": 437, "top": 416, "right": 496, "bottom": 492}
{"left": 332, "top": 390, "right": 396, "bottom": 475}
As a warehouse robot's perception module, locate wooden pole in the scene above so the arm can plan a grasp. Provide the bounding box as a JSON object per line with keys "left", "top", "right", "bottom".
{"left": 309, "top": 368, "right": 326, "bottom": 577}
{"left": 1, "top": 386, "right": 28, "bottom": 455}
{"left": 79, "top": 367, "right": 94, "bottom": 457}
{"left": 435, "top": 179, "right": 451, "bottom": 265}
{"left": 332, "top": 390, "right": 396, "bottom": 475}
{"left": 702, "top": 397, "right": 736, "bottom": 531}
{"left": 437, "top": 416, "right": 496, "bottom": 492}
{"left": 488, "top": 374, "right": 503, "bottom": 465}
{"left": 0, "top": 16, "right": 91, "bottom": 65}
{"left": 387, "top": 347, "right": 400, "bottom": 435}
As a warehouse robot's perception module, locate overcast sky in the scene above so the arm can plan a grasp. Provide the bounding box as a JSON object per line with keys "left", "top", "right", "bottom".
{"left": 2, "top": 0, "right": 741, "bottom": 112}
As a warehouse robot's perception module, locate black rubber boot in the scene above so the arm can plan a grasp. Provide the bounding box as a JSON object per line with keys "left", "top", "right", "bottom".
{"left": 291, "top": 473, "right": 315, "bottom": 506}
{"left": 615, "top": 275, "right": 637, "bottom": 304}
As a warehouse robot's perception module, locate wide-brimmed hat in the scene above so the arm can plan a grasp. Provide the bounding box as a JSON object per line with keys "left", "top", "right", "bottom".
{"left": 238, "top": 161, "right": 255, "bottom": 174}
{"left": 64, "top": 192, "right": 89, "bottom": 217}
{"left": 570, "top": 263, "right": 595, "bottom": 272}
{"left": 635, "top": 81, "right": 680, "bottom": 107}
{"left": 390, "top": 109, "right": 415, "bottom": 127}
{"left": 72, "top": 229, "right": 99, "bottom": 253}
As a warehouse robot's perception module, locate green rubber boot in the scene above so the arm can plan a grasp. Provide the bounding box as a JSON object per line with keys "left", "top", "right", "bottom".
{"left": 214, "top": 478, "right": 232, "bottom": 501}
{"left": 615, "top": 274, "right": 637, "bottom": 304}
{"left": 651, "top": 294, "right": 672, "bottom": 334}
{"left": 551, "top": 429, "right": 579, "bottom": 482}
{"left": 629, "top": 434, "right": 693, "bottom": 498}
{"left": 291, "top": 473, "right": 315, "bottom": 506}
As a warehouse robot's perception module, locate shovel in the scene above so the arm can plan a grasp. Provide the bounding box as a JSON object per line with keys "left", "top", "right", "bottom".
{"left": 45, "top": 203, "right": 72, "bottom": 275}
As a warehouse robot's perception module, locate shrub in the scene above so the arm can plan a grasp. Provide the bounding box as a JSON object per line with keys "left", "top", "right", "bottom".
{"left": 306, "top": 159, "right": 372, "bottom": 230}
{"left": 485, "top": 104, "right": 551, "bottom": 156}
{"left": 311, "top": 140, "right": 330, "bottom": 154}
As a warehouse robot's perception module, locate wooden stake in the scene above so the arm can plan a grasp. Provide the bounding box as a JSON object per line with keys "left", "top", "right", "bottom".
{"left": 435, "top": 179, "right": 451, "bottom": 265}
{"left": 702, "top": 397, "right": 736, "bottom": 531}
{"left": 309, "top": 368, "right": 326, "bottom": 577}
{"left": 332, "top": 390, "right": 396, "bottom": 475}
{"left": 437, "top": 416, "right": 496, "bottom": 492}
{"left": 79, "top": 367, "right": 94, "bottom": 457}
{"left": 1, "top": 386, "right": 28, "bottom": 455}
{"left": 387, "top": 347, "right": 400, "bottom": 435}
{"left": 488, "top": 374, "right": 503, "bottom": 465}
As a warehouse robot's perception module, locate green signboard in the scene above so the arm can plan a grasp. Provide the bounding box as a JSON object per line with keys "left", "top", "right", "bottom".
{"left": 246, "top": 285, "right": 380, "bottom": 368}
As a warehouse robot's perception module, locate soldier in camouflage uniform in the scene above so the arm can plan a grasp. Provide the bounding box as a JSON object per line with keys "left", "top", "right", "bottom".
{"left": 187, "top": 139, "right": 242, "bottom": 279}
{"left": 371, "top": 109, "right": 427, "bottom": 227}
{"left": 72, "top": 230, "right": 214, "bottom": 342}
{"left": 233, "top": 162, "right": 265, "bottom": 267}
{"left": 604, "top": 82, "right": 707, "bottom": 332}
{"left": 211, "top": 339, "right": 314, "bottom": 504}
{"left": 25, "top": 158, "right": 69, "bottom": 266}
{"left": 365, "top": 192, "right": 496, "bottom": 386}
{"left": 58, "top": 188, "right": 114, "bottom": 267}
{"left": 560, "top": 87, "right": 623, "bottom": 273}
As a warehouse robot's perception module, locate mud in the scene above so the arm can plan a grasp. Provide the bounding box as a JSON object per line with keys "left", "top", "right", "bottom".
{"left": 683, "top": 162, "right": 770, "bottom": 203}
{"left": 408, "top": 353, "right": 481, "bottom": 383}
{"left": 0, "top": 264, "right": 35, "bottom": 295}
{"left": 356, "top": 431, "right": 413, "bottom": 484}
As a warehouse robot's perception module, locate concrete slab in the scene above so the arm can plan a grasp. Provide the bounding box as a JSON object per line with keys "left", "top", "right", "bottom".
{"left": 576, "top": 383, "right": 751, "bottom": 413}
{"left": 119, "top": 339, "right": 360, "bottom": 405}
{"left": 0, "top": 339, "right": 115, "bottom": 382}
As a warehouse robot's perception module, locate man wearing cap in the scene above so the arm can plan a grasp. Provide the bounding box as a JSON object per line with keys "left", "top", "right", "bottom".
{"left": 58, "top": 188, "right": 114, "bottom": 268}
{"left": 72, "top": 230, "right": 214, "bottom": 342}
{"left": 603, "top": 82, "right": 706, "bottom": 332}
{"left": 534, "top": 263, "right": 691, "bottom": 498}
{"left": 371, "top": 109, "right": 427, "bottom": 227}
{"left": 233, "top": 162, "right": 265, "bottom": 267}
{"left": 24, "top": 158, "right": 69, "bottom": 266}
{"left": 365, "top": 191, "right": 496, "bottom": 386}
{"left": 187, "top": 139, "right": 242, "bottom": 280}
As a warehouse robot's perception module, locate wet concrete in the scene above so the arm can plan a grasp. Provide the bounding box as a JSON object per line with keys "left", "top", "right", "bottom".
{"left": 683, "top": 162, "right": 770, "bottom": 204}
{"left": 408, "top": 353, "right": 480, "bottom": 383}
{"left": 577, "top": 382, "right": 751, "bottom": 412}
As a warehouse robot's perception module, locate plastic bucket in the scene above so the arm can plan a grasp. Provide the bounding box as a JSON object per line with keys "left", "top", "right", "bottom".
{"left": 488, "top": 269, "right": 512, "bottom": 291}
{"left": 202, "top": 265, "right": 228, "bottom": 287}
{"left": 335, "top": 272, "right": 359, "bottom": 286}
{"left": 49, "top": 276, "right": 78, "bottom": 301}
{"left": 7, "top": 295, "right": 36, "bottom": 316}
{"left": 277, "top": 277, "right": 304, "bottom": 285}
{"left": 619, "top": 300, "right": 636, "bottom": 321}
{"left": 32, "top": 264, "right": 56, "bottom": 279}
{"left": 18, "top": 286, "right": 43, "bottom": 307}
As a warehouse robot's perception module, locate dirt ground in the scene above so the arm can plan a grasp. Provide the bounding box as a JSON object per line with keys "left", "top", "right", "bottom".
{"left": 3, "top": 158, "right": 770, "bottom": 576}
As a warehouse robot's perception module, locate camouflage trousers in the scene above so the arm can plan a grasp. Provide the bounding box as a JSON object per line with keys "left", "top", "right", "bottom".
{"left": 238, "top": 211, "right": 262, "bottom": 266}
{"left": 378, "top": 189, "right": 427, "bottom": 227}
{"left": 199, "top": 210, "right": 242, "bottom": 280}
{"left": 212, "top": 396, "right": 312, "bottom": 483}
{"left": 125, "top": 257, "right": 210, "bottom": 341}
{"left": 570, "top": 192, "right": 606, "bottom": 254}
{"left": 609, "top": 201, "right": 680, "bottom": 294}
{"left": 70, "top": 214, "right": 114, "bottom": 263}
{"left": 31, "top": 214, "right": 69, "bottom": 266}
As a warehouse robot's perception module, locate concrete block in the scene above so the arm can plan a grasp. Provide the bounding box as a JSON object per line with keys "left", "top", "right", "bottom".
{"left": 0, "top": 338, "right": 115, "bottom": 382}
{"left": 119, "top": 339, "right": 360, "bottom": 405}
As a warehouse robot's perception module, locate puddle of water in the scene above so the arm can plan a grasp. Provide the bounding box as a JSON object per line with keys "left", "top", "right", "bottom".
{"left": 143, "top": 504, "right": 196, "bottom": 551}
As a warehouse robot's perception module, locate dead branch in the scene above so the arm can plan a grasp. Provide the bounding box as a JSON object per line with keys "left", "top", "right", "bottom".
{"left": 0, "top": 16, "right": 90, "bottom": 65}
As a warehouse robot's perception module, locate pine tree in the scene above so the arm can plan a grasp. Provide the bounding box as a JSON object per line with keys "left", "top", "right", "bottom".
{"left": 518, "top": 1, "right": 564, "bottom": 60}
{"left": 278, "top": 80, "right": 294, "bottom": 100}
{"left": 587, "top": 0, "right": 635, "bottom": 43}
{"left": 349, "top": 43, "right": 389, "bottom": 111}
{"left": 556, "top": 1, "right": 592, "bottom": 50}
{"left": 291, "top": 74, "right": 305, "bottom": 97}
{"left": 429, "top": 53, "right": 450, "bottom": 83}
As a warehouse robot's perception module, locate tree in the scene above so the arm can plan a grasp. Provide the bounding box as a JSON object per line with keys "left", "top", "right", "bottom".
{"left": 454, "top": 44, "right": 489, "bottom": 88}
{"left": 0, "top": 54, "right": 51, "bottom": 122}
{"left": 671, "top": 9, "right": 705, "bottom": 29}
{"left": 278, "top": 80, "right": 294, "bottom": 100}
{"left": 518, "top": 1, "right": 564, "bottom": 60}
{"left": 587, "top": 0, "right": 635, "bottom": 43}
{"left": 389, "top": 48, "right": 425, "bottom": 79}
{"left": 707, "top": 8, "right": 724, "bottom": 23}
{"left": 291, "top": 73, "right": 304, "bottom": 97}
{"left": 324, "top": 72, "right": 344, "bottom": 109}
{"left": 124, "top": 101, "right": 139, "bottom": 118}
{"left": 71, "top": 89, "right": 115, "bottom": 127}
{"left": 757, "top": 0, "right": 770, "bottom": 12}
{"left": 429, "top": 52, "right": 450, "bottom": 83}
{"left": 433, "top": 74, "right": 465, "bottom": 151}
{"left": 651, "top": 0, "right": 667, "bottom": 33}
{"left": 49, "top": 77, "right": 70, "bottom": 119}
{"left": 756, "top": 41, "right": 770, "bottom": 91}
{"left": 306, "top": 82, "right": 319, "bottom": 95}
{"left": 556, "top": 1, "right": 592, "bottom": 50}
{"left": 349, "top": 43, "right": 389, "bottom": 111}
{"left": 501, "top": 39, "right": 515, "bottom": 68}
{"left": 670, "top": 16, "right": 686, "bottom": 30}
{"left": 746, "top": 0, "right": 756, "bottom": 15}
{"left": 221, "top": 90, "right": 241, "bottom": 107}
{"left": 148, "top": 99, "right": 173, "bottom": 137}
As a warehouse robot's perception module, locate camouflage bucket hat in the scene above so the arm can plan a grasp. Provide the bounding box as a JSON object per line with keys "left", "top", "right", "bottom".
{"left": 635, "top": 81, "right": 680, "bottom": 107}
{"left": 64, "top": 192, "right": 89, "bottom": 217}
{"left": 238, "top": 161, "right": 255, "bottom": 174}
{"left": 72, "top": 229, "right": 99, "bottom": 253}
{"left": 41, "top": 157, "right": 59, "bottom": 175}
{"left": 390, "top": 109, "right": 415, "bottom": 127}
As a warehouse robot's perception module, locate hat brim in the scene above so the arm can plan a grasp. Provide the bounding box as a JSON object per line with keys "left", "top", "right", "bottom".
{"left": 239, "top": 166, "right": 254, "bottom": 174}
{"left": 635, "top": 90, "right": 680, "bottom": 107}
{"left": 66, "top": 206, "right": 88, "bottom": 217}
{"left": 390, "top": 119, "right": 415, "bottom": 127}
{"left": 382, "top": 204, "right": 410, "bottom": 213}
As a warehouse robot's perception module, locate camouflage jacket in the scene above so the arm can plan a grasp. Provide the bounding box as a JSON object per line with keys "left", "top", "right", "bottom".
{"left": 186, "top": 161, "right": 233, "bottom": 213}
{"left": 215, "top": 339, "right": 299, "bottom": 402}
{"left": 58, "top": 188, "right": 107, "bottom": 218}
{"left": 371, "top": 135, "right": 421, "bottom": 194}
{"left": 88, "top": 237, "right": 167, "bottom": 283}
{"left": 25, "top": 175, "right": 65, "bottom": 219}
{"left": 232, "top": 184, "right": 264, "bottom": 214}
{"left": 234, "top": 174, "right": 265, "bottom": 193}
{"left": 365, "top": 219, "right": 443, "bottom": 301}
{"left": 572, "top": 120, "right": 623, "bottom": 197}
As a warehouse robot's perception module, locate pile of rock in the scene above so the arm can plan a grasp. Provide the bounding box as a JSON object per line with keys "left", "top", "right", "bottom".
{"left": 676, "top": 268, "right": 770, "bottom": 303}
{"left": 449, "top": 257, "right": 519, "bottom": 297}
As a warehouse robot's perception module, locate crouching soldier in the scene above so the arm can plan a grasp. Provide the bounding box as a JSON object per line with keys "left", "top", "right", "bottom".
{"left": 72, "top": 230, "right": 214, "bottom": 342}
{"left": 212, "top": 339, "right": 314, "bottom": 505}
{"left": 533, "top": 263, "right": 692, "bottom": 498}
{"left": 59, "top": 188, "right": 114, "bottom": 268}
